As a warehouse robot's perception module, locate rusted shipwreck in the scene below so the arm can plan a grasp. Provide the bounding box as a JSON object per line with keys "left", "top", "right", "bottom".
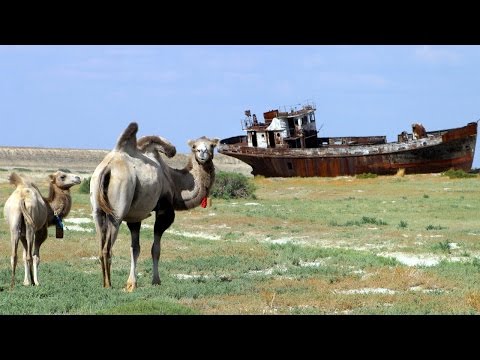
{"left": 218, "top": 101, "right": 478, "bottom": 177}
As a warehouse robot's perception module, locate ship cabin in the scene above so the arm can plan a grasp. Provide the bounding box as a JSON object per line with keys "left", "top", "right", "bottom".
{"left": 242, "top": 102, "right": 318, "bottom": 149}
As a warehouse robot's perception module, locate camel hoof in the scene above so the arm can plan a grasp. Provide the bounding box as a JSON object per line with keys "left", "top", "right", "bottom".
{"left": 126, "top": 282, "right": 136, "bottom": 292}
{"left": 152, "top": 280, "right": 161, "bottom": 286}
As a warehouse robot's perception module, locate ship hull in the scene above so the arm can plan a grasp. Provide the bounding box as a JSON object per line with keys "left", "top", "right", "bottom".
{"left": 218, "top": 122, "right": 477, "bottom": 177}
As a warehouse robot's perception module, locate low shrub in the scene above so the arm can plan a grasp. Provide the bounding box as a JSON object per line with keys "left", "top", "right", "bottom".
{"left": 79, "top": 177, "right": 91, "bottom": 194}
{"left": 356, "top": 172, "right": 378, "bottom": 179}
{"left": 211, "top": 171, "right": 256, "bottom": 199}
{"left": 442, "top": 169, "right": 477, "bottom": 179}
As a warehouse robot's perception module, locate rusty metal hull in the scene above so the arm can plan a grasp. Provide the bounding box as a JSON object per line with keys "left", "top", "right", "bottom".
{"left": 218, "top": 122, "right": 478, "bottom": 177}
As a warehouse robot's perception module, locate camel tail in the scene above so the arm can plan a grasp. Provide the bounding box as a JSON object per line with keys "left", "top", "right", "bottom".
{"left": 96, "top": 166, "right": 117, "bottom": 220}
{"left": 8, "top": 172, "right": 24, "bottom": 187}
{"left": 115, "top": 122, "right": 138, "bottom": 152}
{"left": 19, "top": 194, "right": 35, "bottom": 226}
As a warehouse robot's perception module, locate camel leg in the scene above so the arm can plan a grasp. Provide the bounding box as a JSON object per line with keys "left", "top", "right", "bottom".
{"left": 9, "top": 228, "right": 20, "bottom": 288}
{"left": 126, "top": 222, "right": 141, "bottom": 292}
{"left": 152, "top": 204, "right": 175, "bottom": 285}
{"left": 93, "top": 211, "right": 108, "bottom": 288}
{"left": 32, "top": 226, "right": 47, "bottom": 286}
{"left": 24, "top": 226, "right": 35, "bottom": 286}
{"left": 94, "top": 210, "right": 113, "bottom": 288}
{"left": 99, "top": 216, "right": 120, "bottom": 288}
{"left": 22, "top": 248, "right": 30, "bottom": 285}
{"left": 19, "top": 235, "right": 30, "bottom": 285}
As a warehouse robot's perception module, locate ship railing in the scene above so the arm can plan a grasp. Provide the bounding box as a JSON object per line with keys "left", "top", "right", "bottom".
{"left": 277, "top": 100, "right": 316, "bottom": 115}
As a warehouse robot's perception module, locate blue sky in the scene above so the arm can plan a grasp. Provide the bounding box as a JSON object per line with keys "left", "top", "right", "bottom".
{"left": 1, "top": 45, "right": 479, "bottom": 168}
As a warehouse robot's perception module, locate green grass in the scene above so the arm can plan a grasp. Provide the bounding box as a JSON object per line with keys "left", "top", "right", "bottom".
{"left": 98, "top": 298, "right": 198, "bottom": 315}
{"left": 1, "top": 171, "right": 480, "bottom": 314}
{"left": 356, "top": 173, "right": 378, "bottom": 179}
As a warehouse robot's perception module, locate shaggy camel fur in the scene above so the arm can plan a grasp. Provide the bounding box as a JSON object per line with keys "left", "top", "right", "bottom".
{"left": 90, "top": 122, "right": 219, "bottom": 291}
{"left": 4, "top": 171, "right": 81, "bottom": 287}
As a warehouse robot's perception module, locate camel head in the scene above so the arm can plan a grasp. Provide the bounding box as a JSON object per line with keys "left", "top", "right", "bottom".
{"left": 49, "top": 171, "right": 82, "bottom": 190}
{"left": 187, "top": 136, "right": 220, "bottom": 164}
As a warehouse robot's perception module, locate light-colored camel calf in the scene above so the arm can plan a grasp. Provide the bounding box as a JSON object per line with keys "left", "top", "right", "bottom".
{"left": 4, "top": 171, "right": 81, "bottom": 287}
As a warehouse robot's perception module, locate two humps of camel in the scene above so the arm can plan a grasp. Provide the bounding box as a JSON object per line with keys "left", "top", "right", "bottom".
{"left": 90, "top": 122, "right": 219, "bottom": 291}
{"left": 4, "top": 171, "right": 81, "bottom": 287}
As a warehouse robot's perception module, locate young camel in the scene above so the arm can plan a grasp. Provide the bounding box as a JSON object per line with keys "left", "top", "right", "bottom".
{"left": 90, "top": 122, "right": 219, "bottom": 291}
{"left": 4, "top": 171, "right": 81, "bottom": 287}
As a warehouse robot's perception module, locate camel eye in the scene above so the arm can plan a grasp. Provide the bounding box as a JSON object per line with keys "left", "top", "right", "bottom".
{"left": 61, "top": 175, "right": 66, "bottom": 180}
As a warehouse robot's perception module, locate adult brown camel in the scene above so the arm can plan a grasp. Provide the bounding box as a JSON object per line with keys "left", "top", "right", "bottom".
{"left": 4, "top": 171, "right": 81, "bottom": 287}
{"left": 90, "top": 122, "right": 219, "bottom": 291}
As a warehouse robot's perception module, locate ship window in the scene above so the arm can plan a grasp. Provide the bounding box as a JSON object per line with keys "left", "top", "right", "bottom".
{"left": 309, "top": 113, "right": 315, "bottom": 122}
{"left": 287, "top": 162, "right": 293, "bottom": 170}
{"left": 302, "top": 116, "right": 307, "bottom": 125}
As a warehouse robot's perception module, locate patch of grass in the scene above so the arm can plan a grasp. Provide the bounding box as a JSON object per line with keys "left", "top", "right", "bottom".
{"left": 426, "top": 225, "right": 447, "bottom": 231}
{"left": 12, "top": 167, "right": 32, "bottom": 172}
{"left": 361, "top": 216, "right": 387, "bottom": 226}
{"left": 98, "top": 298, "right": 198, "bottom": 315}
{"left": 330, "top": 216, "right": 387, "bottom": 227}
{"left": 356, "top": 173, "right": 378, "bottom": 179}
{"left": 398, "top": 220, "right": 408, "bottom": 228}
{"left": 431, "top": 240, "right": 451, "bottom": 254}
{"left": 442, "top": 169, "right": 477, "bottom": 179}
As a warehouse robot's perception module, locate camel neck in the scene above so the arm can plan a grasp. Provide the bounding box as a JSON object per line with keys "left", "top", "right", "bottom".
{"left": 46, "top": 184, "right": 72, "bottom": 220}
{"left": 172, "top": 157, "right": 215, "bottom": 210}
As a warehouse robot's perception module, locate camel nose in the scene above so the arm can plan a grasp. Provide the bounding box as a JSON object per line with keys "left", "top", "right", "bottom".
{"left": 75, "top": 176, "right": 81, "bottom": 183}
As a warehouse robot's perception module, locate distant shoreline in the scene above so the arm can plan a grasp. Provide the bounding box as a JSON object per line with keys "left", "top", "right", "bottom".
{"left": 0, "top": 146, "right": 253, "bottom": 176}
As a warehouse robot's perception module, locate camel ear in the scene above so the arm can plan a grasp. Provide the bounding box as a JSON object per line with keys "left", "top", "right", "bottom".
{"left": 211, "top": 138, "right": 220, "bottom": 147}
{"left": 187, "top": 139, "right": 196, "bottom": 149}
{"left": 49, "top": 174, "right": 55, "bottom": 181}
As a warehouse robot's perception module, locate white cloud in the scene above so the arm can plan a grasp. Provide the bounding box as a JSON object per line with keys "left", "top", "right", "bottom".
{"left": 414, "top": 45, "right": 461, "bottom": 64}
